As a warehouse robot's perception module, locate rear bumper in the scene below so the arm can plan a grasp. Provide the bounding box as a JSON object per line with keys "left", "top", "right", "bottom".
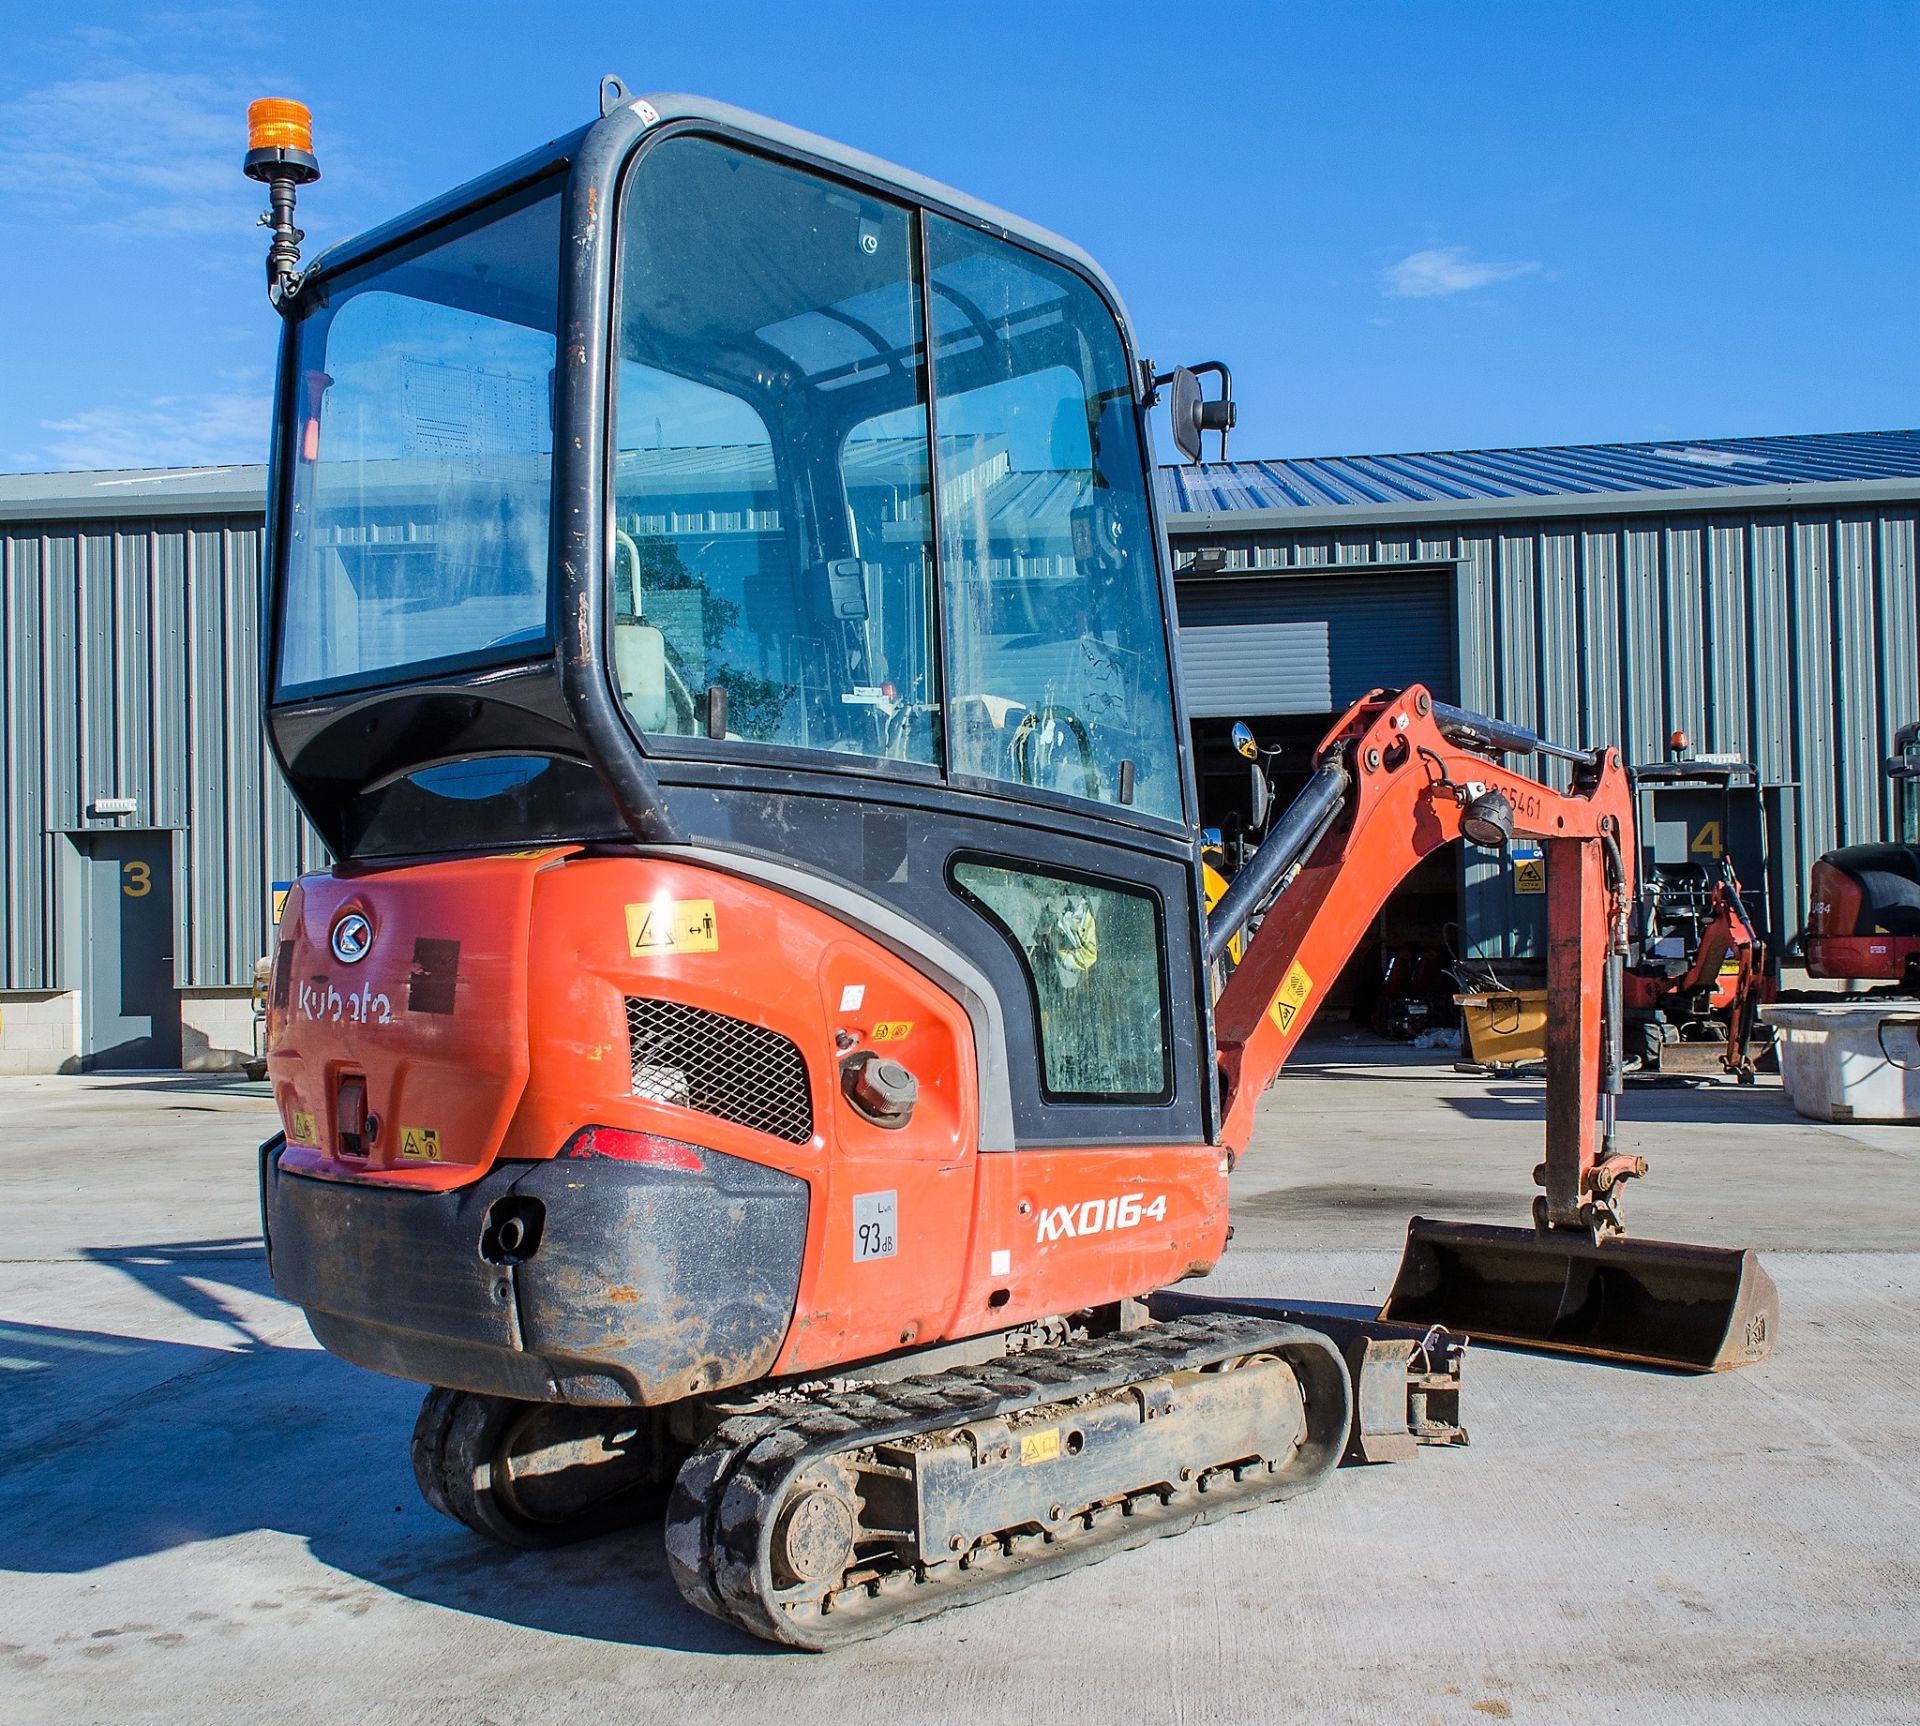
{"left": 259, "top": 1136, "right": 809, "bottom": 1406}
{"left": 1805, "top": 935, "right": 1915, "bottom": 981}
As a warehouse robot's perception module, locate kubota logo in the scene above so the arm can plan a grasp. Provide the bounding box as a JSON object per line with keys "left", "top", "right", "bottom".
{"left": 1036, "top": 1192, "right": 1168, "bottom": 1242}
{"left": 330, "top": 911, "right": 373, "bottom": 964}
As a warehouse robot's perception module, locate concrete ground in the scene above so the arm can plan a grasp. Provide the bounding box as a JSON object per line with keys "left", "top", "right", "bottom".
{"left": 2, "top": 1044, "right": 1916, "bottom": 1724}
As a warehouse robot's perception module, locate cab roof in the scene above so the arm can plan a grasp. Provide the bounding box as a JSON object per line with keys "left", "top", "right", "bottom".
{"left": 305, "top": 92, "right": 1138, "bottom": 344}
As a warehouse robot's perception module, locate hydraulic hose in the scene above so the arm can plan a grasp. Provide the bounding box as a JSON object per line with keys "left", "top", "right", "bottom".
{"left": 1206, "top": 761, "right": 1349, "bottom": 965}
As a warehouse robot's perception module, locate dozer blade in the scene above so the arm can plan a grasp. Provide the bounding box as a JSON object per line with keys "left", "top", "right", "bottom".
{"left": 1380, "top": 1216, "right": 1778, "bottom": 1373}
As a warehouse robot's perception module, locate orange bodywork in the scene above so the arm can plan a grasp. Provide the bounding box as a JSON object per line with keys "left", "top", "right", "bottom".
{"left": 268, "top": 850, "right": 1228, "bottom": 1381}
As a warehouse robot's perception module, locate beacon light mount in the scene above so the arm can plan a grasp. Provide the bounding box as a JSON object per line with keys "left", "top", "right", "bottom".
{"left": 243, "top": 98, "right": 320, "bottom": 310}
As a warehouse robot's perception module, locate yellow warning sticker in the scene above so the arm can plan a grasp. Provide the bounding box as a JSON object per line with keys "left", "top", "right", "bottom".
{"left": 398, "top": 1125, "right": 442, "bottom": 1162}
{"left": 871, "top": 1020, "right": 914, "bottom": 1043}
{"left": 289, "top": 1108, "right": 316, "bottom": 1145}
{"left": 1268, "top": 961, "right": 1315, "bottom": 1035}
{"left": 1514, "top": 857, "right": 1546, "bottom": 895}
{"left": 624, "top": 898, "right": 719, "bottom": 955}
{"left": 1019, "top": 1427, "right": 1061, "bottom": 1466}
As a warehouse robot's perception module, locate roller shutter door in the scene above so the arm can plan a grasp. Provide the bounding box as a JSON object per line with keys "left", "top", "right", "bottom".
{"left": 1176, "top": 569, "right": 1456, "bottom": 717}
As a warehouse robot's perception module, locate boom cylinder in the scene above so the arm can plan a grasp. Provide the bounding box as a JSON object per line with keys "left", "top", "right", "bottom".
{"left": 1429, "top": 699, "right": 1595, "bottom": 770}
{"left": 1206, "top": 762, "right": 1349, "bottom": 965}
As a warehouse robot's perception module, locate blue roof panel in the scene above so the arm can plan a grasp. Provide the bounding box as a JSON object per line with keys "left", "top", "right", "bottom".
{"left": 1161, "top": 427, "right": 1920, "bottom": 514}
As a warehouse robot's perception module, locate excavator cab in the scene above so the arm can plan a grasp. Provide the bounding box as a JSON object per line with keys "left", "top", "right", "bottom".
{"left": 248, "top": 89, "right": 1773, "bottom": 1646}
{"left": 265, "top": 97, "right": 1214, "bottom": 1165}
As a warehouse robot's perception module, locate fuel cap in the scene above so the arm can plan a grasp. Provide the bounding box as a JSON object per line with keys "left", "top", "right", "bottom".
{"left": 841, "top": 1051, "right": 918, "bottom": 1129}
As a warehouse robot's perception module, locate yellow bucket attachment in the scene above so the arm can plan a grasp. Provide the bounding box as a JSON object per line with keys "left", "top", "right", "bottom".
{"left": 1453, "top": 990, "right": 1549, "bottom": 1065}
{"left": 1381, "top": 1216, "right": 1778, "bottom": 1373}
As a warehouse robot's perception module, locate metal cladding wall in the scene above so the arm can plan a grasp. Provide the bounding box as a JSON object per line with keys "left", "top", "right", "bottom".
{"left": 1170, "top": 501, "right": 1920, "bottom": 959}
{"left": 1177, "top": 569, "right": 1456, "bottom": 716}
{"left": 0, "top": 513, "right": 326, "bottom": 991}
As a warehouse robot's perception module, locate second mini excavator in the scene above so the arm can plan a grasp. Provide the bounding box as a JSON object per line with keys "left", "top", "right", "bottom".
{"left": 245, "top": 86, "right": 1776, "bottom": 1647}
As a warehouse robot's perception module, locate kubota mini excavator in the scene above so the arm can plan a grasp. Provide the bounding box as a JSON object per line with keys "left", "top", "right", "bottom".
{"left": 243, "top": 85, "right": 1776, "bottom": 1647}
{"left": 1807, "top": 722, "right": 1920, "bottom": 987}
{"left": 1622, "top": 742, "right": 1774, "bottom": 1079}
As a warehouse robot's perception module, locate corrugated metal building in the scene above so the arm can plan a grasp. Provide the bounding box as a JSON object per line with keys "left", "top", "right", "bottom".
{"left": 1, "top": 428, "right": 1915, "bottom": 1068}
{"left": 1166, "top": 429, "right": 1920, "bottom": 962}
{"left": 0, "top": 465, "right": 324, "bottom": 1071}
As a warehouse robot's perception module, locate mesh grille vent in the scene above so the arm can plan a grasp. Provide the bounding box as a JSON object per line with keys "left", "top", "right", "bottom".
{"left": 624, "top": 996, "right": 814, "bottom": 1145}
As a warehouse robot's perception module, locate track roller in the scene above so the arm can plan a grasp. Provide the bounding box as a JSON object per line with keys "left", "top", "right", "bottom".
{"left": 410, "top": 1388, "right": 677, "bottom": 1549}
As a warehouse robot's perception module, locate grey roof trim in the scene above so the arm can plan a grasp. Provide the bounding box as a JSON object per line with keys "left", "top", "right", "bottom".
{"left": 1165, "top": 474, "right": 1920, "bottom": 536}
{"left": 8, "top": 454, "right": 1919, "bottom": 537}
{"left": 1174, "top": 554, "right": 1466, "bottom": 581}
{"left": 0, "top": 465, "right": 266, "bottom": 526}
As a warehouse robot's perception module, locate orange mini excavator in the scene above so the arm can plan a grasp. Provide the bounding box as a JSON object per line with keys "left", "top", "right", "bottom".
{"left": 244, "top": 85, "right": 1775, "bottom": 1647}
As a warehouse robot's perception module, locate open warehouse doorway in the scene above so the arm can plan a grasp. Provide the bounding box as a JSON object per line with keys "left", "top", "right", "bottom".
{"left": 1177, "top": 564, "right": 1461, "bottom": 1030}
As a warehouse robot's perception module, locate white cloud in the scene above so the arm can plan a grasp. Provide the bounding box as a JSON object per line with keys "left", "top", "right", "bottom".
{"left": 34, "top": 390, "right": 269, "bottom": 470}
{"left": 1384, "top": 246, "right": 1541, "bottom": 299}
{"left": 0, "top": 69, "right": 259, "bottom": 238}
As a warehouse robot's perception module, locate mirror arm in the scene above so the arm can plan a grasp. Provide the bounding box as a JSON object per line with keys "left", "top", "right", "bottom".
{"left": 1185, "top": 361, "right": 1236, "bottom": 460}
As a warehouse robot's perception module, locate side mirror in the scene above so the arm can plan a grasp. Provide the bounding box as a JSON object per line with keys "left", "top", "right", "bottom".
{"left": 1249, "top": 762, "right": 1271, "bottom": 831}
{"left": 1231, "top": 720, "right": 1259, "bottom": 760}
{"left": 1162, "top": 361, "right": 1238, "bottom": 465}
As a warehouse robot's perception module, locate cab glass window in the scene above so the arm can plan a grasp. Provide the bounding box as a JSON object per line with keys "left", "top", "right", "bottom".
{"left": 279, "top": 184, "right": 562, "bottom": 694}
{"left": 614, "top": 137, "right": 939, "bottom": 764}
{"left": 952, "top": 858, "right": 1169, "bottom": 1100}
{"left": 927, "top": 217, "right": 1182, "bottom": 821}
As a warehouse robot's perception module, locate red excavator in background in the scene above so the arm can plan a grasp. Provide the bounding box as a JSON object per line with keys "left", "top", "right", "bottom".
{"left": 1623, "top": 738, "right": 1776, "bottom": 1079}
{"left": 1807, "top": 722, "right": 1920, "bottom": 987}
{"left": 243, "top": 86, "right": 1774, "bottom": 1648}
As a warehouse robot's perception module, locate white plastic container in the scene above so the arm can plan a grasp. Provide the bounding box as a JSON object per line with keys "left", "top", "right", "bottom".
{"left": 1760, "top": 1001, "right": 1920, "bottom": 1123}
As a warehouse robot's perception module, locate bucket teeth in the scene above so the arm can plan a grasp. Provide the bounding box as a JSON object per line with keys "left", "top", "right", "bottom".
{"left": 1380, "top": 1216, "right": 1778, "bottom": 1373}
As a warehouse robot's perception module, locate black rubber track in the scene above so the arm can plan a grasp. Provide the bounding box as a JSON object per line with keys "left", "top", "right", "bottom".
{"left": 665, "top": 1312, "right": 1351, "bottom": 1648}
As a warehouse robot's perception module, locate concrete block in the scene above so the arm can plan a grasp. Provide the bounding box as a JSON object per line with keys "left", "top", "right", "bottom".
{"left": 180, "top": 990, "right": 259, "bottom": 1073}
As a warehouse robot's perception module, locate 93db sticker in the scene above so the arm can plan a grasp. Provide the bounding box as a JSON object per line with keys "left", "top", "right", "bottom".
{"left": 625, "top": 898, "right": 719, "bottom": 955}
{"left": 853, "top": 1190, "right": 897, "bottom": 1261}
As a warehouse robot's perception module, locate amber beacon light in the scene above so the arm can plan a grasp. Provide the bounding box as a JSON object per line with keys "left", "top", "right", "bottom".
{"left": 243, "top": 98, "right": 320, "bottom": 309}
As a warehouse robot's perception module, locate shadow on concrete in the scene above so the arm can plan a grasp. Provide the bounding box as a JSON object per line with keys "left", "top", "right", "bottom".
{"left": 1232, "top": 1182, "right": 1520, "bottom": 1226}
{"left": 1280, "top": 1063, "right": 1481, "bottom": 1084}
{"left": 80, "top": 1236, "right": 274, "bottom": 1343}
{"left": 90, "top": 1073, "right": 274, "bottom": 1098}
{"left": 1440, "top": 1084, "right": 1798, "bottom": 1125}
{"left": 0, "top": 1239, "right": 784, "bottom": 1658}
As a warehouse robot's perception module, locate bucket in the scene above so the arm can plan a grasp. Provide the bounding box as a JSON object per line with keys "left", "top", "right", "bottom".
{"left": 1380, "top": 1216, "right": 1777, "bottom": 1373}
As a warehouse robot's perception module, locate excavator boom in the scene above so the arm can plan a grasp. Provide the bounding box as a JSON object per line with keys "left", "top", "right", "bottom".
{"left": 1208, "top": 687, "right": 1777, "bottom": 1371}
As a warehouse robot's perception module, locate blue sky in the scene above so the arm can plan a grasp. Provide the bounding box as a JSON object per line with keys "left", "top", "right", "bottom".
{"left": 1, "top": 1, "right": 1915, "bottom": 474}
